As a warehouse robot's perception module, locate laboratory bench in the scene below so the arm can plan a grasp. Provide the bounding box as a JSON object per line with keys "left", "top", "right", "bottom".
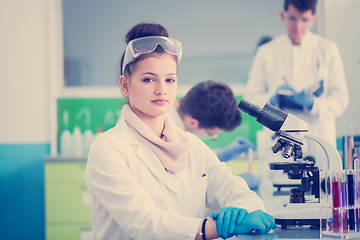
{"left": 237, "top": 227, "right": 320, "bottom": 240}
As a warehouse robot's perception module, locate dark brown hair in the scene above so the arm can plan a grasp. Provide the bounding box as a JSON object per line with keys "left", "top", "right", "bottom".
{"left": 179, "top": 80, "right": 241, "bottom": 131}
{"left": 284, "top": 0, "right": 317, "bottom": 14}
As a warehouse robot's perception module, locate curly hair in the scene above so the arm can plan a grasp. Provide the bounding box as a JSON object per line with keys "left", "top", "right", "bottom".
{"left": 179, "top": 80, "right": 241, "bottom": 131}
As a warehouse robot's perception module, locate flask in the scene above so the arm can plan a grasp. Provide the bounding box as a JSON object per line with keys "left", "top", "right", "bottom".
{"left": 60, "top": 110, "right": 72, "bottom": 156}
{"left": 83, "top": 126, "right": 94, "bottom": 157}
{"left": 72, "top": 126, "right": 83, "bottom": 157}
{"left": 76, "top": 108, "right": 93, "bottom": 156}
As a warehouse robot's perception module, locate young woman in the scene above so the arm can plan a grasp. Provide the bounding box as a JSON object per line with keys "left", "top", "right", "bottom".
{"left": 86, "top": 22, "right": 277, "bottom": 240}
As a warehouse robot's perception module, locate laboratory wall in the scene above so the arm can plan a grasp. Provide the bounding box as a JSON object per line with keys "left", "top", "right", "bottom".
{"left": 62, "top": 0, "right": 285, "bottom": 86}
{"left": 322, "top": 0, "right": 360, "bottom": 137}
{"left": 0, "top": 1, "right": 52, "bottom": 239}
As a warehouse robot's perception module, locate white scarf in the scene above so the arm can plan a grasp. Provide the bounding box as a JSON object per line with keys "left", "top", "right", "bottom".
{"left": 122, "top": 104, "right": 192, "bottom": 174}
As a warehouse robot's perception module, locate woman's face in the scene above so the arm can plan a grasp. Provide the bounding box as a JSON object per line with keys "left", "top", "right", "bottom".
{"left": 120, "top": 53, "right": 178, "bottom": 121}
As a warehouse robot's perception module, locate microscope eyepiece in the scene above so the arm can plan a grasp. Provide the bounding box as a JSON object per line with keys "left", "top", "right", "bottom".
{"left": 238, "top": 99, "right": 288, "bottom": 132}
{"left": 237, "top": 99, "right": 263, "bottom": 119}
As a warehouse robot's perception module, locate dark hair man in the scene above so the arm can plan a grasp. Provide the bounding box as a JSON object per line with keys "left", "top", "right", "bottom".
{"left": 167, "top": 80, "right": 255, "bottom": 162}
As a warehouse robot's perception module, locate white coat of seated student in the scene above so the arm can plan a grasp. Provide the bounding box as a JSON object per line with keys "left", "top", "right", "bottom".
{"left": 86, "top": 22, "right": 277, "bottom": 240}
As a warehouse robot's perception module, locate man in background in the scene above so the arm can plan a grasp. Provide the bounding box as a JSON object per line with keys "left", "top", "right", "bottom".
{"left": 245, "top": 0, "right": 348, "bottom": 148}
{"left": 244, "top": 0, "right": 349, "bottom": 195}
{"left": 167, "top": 80, "right": 255, "bottom": 162}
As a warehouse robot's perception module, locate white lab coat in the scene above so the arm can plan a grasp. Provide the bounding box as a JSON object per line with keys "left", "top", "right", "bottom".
{"left": 245, "top": 32, "right": 349, "bottom": 147}
{"left": 86, "top": 117, "right": 264, "bottom": 240}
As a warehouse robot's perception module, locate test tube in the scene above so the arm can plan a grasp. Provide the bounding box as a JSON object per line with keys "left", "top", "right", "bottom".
{"left": 356, "top": 169, "right": 360, "bottom": 232}
{"left": 332, "top": 171, "right": 341, "bottom": 233}
{"left": 340, "top": 170, "right": 348, "bottom": 234}
{"left": 347, "top": 170, "right": 355, "bottom": 232}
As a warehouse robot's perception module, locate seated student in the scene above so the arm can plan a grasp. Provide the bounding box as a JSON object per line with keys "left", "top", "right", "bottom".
{"left": 167, "top": 80, "right": 256, "bottom": 162}
{"left": 86, "top": 22, "right": 277, "bottom": 240}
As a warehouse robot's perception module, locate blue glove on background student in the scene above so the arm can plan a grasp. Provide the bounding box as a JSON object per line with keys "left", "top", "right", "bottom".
{"left": 217, "top": 137, "right": 256, "bottom": 162}
{"left": 238, "top": 171, "right": 261, "bottom": 190}
{"left": 269, "top": 85, "right": 294, "bottom": 106}
{"left": 270, "top": 85, "right": 314, "bottom": 110}
{"left": 293, "top": 89, "right": 314, "bottom": 110}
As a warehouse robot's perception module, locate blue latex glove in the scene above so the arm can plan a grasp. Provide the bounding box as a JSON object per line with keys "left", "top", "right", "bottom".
{"left": 212, "top": 207, "right": 248, "bottom": 239}
{"left": 234, "top": 210, "right": 278, "bottom": 234}
{"left": 238, "top": 172, "right": 261, "bottom": 190}
{"left": 269, "top": 85, "right": 294, "bottom": 106}
{"left": 293, "top": 89, "right": 314, "bottom": 110}
{"left": 217, "top": 137, "right": 256, "bottom": 162}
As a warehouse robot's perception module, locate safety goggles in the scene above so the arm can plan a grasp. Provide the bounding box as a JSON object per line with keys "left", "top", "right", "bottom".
{"left": 122, "top": 36, "right": 182, "bottom": 74}
{"left": 284, "top": 13, "right": 314, "bottom": 27}
{"left": 197, "top": 128, "right": 220, "bottom": 142}
{"left": 205, "top": 128, "right": 220, "bottom": 141}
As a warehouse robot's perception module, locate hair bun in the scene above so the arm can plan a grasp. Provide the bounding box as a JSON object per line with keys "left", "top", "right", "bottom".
{"left": 125, "top": 23, "right": 169, "bottom": 43}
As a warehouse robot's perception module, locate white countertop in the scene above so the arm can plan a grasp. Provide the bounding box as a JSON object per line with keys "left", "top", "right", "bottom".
{"left": 237, "top": 227, "right": 320, "bottom": 240}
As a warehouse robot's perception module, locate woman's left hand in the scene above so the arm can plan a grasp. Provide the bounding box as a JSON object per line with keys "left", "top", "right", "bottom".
{"left": 234, "top": 210, "right": 278, "bottom": 234}
{"left": 212, "top": 207, "right": 248, "bottom": 239}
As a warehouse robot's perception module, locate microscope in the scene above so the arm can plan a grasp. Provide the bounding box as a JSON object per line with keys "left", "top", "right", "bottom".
{"left": 238, "top": 99, "right": 343, "bottom": 229}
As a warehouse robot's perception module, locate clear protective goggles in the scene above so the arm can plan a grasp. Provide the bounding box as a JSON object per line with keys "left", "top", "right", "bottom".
{"left": 122, "top": 36, "right": 182, "bottom": 74}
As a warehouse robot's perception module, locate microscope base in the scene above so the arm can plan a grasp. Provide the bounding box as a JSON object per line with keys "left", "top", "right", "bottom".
{"left": 273, "top": 202, "right": 325, "bottom": 229}
{"left": 275, "top": 218, "right": 321, "bottom": 229}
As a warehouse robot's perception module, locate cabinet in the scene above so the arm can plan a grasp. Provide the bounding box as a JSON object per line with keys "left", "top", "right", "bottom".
{"left": 44, "top": 157, "right": 92, "bottom": 240}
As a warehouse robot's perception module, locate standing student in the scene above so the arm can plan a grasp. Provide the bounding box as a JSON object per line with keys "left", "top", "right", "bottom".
{"left": 86, "top": 22, "right": 277, "bottom": 240}
{"left": 245, "top": 0, "right": 349, "bottom": 148}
